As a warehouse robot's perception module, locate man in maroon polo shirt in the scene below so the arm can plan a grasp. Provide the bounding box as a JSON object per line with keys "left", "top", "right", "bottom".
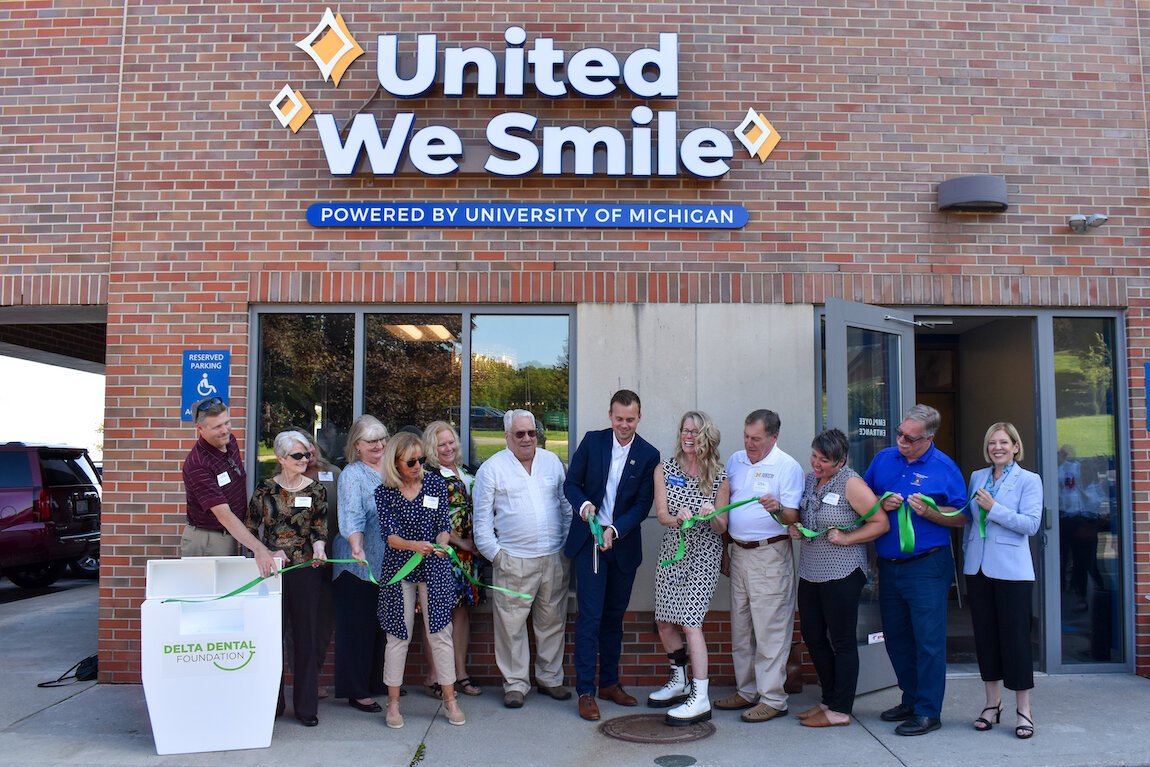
{"left": 181, "top": 397, "right": 285, "bottom": 577}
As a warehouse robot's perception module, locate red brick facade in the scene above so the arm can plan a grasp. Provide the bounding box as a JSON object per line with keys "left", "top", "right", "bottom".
{"left": 2, "top": 1, "right": 1148, "bottom": 682}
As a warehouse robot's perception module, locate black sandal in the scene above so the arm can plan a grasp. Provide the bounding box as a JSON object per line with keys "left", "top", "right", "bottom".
{"left": 1015, "top": 710, "right": 1034, "bottom": 739}
{"left": 424, "top": 682, "right": 443, "bottom": 700}
{"left": 973, "top": 703, "right": 1001, "bottom": 731}
{"left": 455, "top": 676, "right": 483, "bottom": 696}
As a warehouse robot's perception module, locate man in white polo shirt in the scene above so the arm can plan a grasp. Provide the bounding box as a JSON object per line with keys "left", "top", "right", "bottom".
{"left": 710, "top": 409, "right": 804, "bottom": 723}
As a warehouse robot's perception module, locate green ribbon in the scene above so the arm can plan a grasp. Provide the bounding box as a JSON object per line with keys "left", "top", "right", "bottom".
{"left": 588, "top": 513, "right": 605, "bottom": 548}
{"left": 387, "top": 544, "right": 533, "bottom": 600}
{"left": 658, "top": 497, "right": 759, "bottom": 567}
{"left": 979, "top": 506, "right": 988, "bottom": 540}
{"left": 162, "top": 558, "right": 376, "bottom": 603}
{"left": 784, "top": 491, "right": 893, "bottom": 540}
{"left": 896, "top": 494, "right": 964, "bottom": 554}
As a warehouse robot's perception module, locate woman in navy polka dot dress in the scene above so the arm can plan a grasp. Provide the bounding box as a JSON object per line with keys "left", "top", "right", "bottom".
{"left": 375, "top": 431, "right": 466, "bottom": 729}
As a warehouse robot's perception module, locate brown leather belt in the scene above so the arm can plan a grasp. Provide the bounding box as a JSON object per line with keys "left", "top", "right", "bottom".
{"left": 731, "top": 534, "right": 789, "bottom": 550}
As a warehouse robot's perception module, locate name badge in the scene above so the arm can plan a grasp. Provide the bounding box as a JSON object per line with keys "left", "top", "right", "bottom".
{"left": 822, "top": 492, "right": 841, "bottom": 506}
{"left": 318, "top": 471, "right": 334, "bottom": 482}
{"left": 216, "top": 471, "right": 231, "bottom": 487}
{"left": 423, "top": 495, "right": 439, "bottom": 510}
{"left": 752, "top": 478, "right": 770, "bottom": 494}
{"left": 667, "top": 475, "right": 687, "bottom": 488}
{"left": 294, "top": 496, "right": 312, "bottom": 508}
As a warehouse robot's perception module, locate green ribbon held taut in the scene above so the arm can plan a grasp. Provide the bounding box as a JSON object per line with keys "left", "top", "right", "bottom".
{"left": 386, "top": 544, "right": 533, "bottom": 600}
{"left": 162, "top": 558, "right": 376, "bottom": 603}
{"left": 896, "top": 494, "right": 964, "bottom": 554}
{"left": 658, "top": 497, "right": 759, "bottom": 567}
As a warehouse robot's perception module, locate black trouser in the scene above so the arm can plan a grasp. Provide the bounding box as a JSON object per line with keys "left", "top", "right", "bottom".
{"left": 281, "top": 566, "right": 323, "bottom": 718}
{"left": 797, "top": 568, "right": 866, "bottom": 714}
{"left": 332, "top": 571, "right": 387, "bottom": 700}
{"left": 966, "top": 570, "right": 1034, "bottom": 691}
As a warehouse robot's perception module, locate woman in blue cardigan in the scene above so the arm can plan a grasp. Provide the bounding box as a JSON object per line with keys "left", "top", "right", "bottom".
{"left": 963, "top": 422, "right": 1043, "bottom": 740}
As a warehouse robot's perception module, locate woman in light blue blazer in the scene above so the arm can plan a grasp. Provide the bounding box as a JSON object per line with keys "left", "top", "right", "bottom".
{"left": 963, "top": 422, "right": 1042, "bottom": 740}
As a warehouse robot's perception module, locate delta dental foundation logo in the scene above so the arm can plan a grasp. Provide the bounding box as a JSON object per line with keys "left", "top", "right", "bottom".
{"left": 269, "top": 8, "right": 780, "bottom": 176}
{"left": 164, "top": 640, "right": 258, "bottom": 672}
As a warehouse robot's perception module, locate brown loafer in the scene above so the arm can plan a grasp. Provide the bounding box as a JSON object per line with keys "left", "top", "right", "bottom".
{"left": 578, "top": 693, "right": 601, "bottom": 721}
{"left": 796, "top": 704, "right": 824, "bottom": 720}
{"left": 598, "top": 683, "right": 638, "bottom": 706}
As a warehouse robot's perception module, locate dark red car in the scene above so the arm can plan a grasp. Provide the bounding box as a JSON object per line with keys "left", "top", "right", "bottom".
{"left": 0, "top": 442, "right": 101, "bottom": 588}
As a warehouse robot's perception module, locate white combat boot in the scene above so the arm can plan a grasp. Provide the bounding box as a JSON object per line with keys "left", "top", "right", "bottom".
{"left": 666, "top": 678, "right": 711, "bottom": 726}
{"left": 647, "top": 660, "right": 690, "bottom": 708}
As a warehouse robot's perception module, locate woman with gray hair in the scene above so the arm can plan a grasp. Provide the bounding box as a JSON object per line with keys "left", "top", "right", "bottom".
{"left": 246, "top": 430, "right": 328, "bottom": 727}
{"left": 332, "top": 415, "right": 390, "bottom": 715}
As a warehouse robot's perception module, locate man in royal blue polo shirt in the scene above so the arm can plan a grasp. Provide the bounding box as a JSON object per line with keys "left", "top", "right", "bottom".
{"left": 863, "top": 404, "right": 967, "bottom": 736}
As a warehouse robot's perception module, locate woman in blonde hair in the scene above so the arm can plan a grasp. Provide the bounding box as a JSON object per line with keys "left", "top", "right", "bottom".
{"left": 421, "top": 420, "right": 483, "bottom": 698}
{"left": 376, "top": 431, "right": 465, "bottom": 728}
{"left": 649, "top": 411, "right": 730, "bottom": 725}
{"left": 964, "top": 422, "right": 1042, "bottom": 739}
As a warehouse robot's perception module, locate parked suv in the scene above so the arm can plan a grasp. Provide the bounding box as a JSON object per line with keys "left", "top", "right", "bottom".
{"left": 0, "top": 442, "right": 101, "bottom": 588}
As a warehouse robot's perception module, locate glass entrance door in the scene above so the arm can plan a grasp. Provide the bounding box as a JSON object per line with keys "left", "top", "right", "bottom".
{"left": 824, "top": 299, "right": 917, "bottom": 693}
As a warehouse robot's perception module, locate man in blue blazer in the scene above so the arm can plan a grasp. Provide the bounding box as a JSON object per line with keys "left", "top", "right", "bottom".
{"left": 564, "top": 389, "right": 661, "bottom": 721}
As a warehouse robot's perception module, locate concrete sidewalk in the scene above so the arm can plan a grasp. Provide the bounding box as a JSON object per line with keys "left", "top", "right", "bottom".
{"left": 1, "top": 584, "right": 1146, "bottom": 767}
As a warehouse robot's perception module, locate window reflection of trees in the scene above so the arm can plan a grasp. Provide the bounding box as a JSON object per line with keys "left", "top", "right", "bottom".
{"left": 363, "top": 315, "right": 463, "bottom": 433}
{"left": 257, "top": 313, "right": 355, "bottom": 473}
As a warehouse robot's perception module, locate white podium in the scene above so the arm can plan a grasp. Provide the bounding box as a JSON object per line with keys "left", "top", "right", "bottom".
{"left": 141, "top": 556, "right": 282, "bottom": 755}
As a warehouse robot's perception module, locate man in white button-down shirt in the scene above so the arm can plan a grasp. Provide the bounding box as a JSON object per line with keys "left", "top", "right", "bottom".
{"left": 473, "top": 409, "right": 572, "bottom": 710}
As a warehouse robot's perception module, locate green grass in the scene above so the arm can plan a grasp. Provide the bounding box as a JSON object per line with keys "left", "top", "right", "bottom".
{"left": 1056, "top": 415, "right": 1114, "bottom": 460}
{"left": 470, "top": 429, "right": 568, "bottom": 464}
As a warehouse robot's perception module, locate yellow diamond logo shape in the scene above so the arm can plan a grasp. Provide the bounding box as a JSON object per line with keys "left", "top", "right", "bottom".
{"left": 270, "top": 85, "right": 313, "bottom": 133}
{"left": 296, "top": 7, "right": 364, "bottom": 86}
{"left": 734, "top": 108, "right": 781, "bottom": 162}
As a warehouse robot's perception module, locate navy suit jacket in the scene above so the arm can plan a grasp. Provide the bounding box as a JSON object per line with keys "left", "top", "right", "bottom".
{"left": 563, "top": 429, "right": 660, "bottom": 571}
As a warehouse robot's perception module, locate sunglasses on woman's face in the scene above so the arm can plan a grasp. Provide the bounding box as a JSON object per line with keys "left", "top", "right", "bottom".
{"left": 287, "top": 452, "right": 312, "bottom": 461}
{"left": 402, "top": 456, "right": 427, "bottom": 468}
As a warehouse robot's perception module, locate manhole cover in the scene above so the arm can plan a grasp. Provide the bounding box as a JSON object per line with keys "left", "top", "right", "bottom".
{"left": 599, "top": 714, "right": 715, "bottom": 743}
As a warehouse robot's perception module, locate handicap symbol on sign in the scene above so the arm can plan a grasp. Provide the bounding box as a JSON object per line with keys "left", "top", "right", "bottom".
{"left": 196, "top": 374, "right": 218, "bottom": 398}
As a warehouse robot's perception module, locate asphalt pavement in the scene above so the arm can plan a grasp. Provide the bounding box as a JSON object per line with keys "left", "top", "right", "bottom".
{"left": 1, "top": 582, "right": 1147, "bottom": 767}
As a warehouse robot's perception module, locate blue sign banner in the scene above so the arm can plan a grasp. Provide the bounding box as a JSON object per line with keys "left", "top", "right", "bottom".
{"left": 182, "top": 350, "right": 230, "bottom": 422}
{"left": 307, "top": 202, "right": 748, "bottom": 229}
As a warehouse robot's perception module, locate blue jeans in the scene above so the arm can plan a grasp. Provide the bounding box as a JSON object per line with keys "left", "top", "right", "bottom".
{"left": 877, "top": 547, "right": 954, "bottom": 718}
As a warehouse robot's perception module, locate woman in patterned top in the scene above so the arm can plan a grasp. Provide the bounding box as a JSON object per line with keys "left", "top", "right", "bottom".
{"left": 793, "top": 428, "right": 887, "bottom": 728}
{"left": 649, "top": 411, "right": 730, "bottom": 726}
{"left": 376, "top": 431, "right": 465, "bottom": 729}
{"left": 422, "top": 421, "right": 484, "bottom": 698}
{"left": 246, "top": 430, "right": 329, "bottom": 728}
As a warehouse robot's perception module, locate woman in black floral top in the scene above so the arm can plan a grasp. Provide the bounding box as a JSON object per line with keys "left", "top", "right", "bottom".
{"left": 423, "top": 420, "right": 483, "bottom": 698}
{"left": 246, "top": 430, "right": 328, "bottom": 728}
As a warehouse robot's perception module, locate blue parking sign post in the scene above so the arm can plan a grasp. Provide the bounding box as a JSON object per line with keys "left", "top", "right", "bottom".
{"left": 182, "top": 350, "right": 230, "bottom": 421}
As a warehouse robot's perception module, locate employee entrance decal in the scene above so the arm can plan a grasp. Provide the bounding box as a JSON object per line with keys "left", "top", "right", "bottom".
{"left": 270, "top": 9, "right": 778, "bottom": 228}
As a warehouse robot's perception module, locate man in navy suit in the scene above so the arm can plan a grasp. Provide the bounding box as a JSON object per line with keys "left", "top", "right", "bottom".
{"left": 564, "top": 389, "right": 661, "bottom": 721}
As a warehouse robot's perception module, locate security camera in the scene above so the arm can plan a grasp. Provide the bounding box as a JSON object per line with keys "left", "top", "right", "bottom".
{"left": 1067, "top": 213, "right": 1108, "bottom": 233}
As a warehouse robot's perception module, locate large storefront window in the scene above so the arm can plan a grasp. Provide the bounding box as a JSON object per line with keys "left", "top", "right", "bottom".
{"left": 471, "top": 314, "right": 570, "bottom": 466}
{"left": 254, "top": 308, "right": 571, "bottom": 474}
{"left": 363, "top": 314, "right": 463, "bottom": 435}
{"left": 256, "top": 313, "right": 355, "bottom": 479}
{"left": 1055, "top": 317, "right": 1123, "bottom": 664}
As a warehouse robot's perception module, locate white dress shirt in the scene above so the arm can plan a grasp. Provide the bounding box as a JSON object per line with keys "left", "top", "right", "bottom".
{"left": 724, "top": 446, "right": 805, "bottom": 541}
{"left": 598, "top": 434, "right": 633, "bottom": 527}
{"left": 473, "top": 447, "right": 571, "bottom": 559}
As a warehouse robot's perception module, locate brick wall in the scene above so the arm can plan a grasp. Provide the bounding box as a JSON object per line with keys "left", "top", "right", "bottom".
{"left": 2, "top": 1, "right": 1148, "bottom": 681}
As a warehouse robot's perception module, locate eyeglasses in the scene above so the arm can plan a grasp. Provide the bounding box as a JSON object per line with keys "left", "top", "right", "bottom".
{"left": 195, "top": 396, "right": 225, "bottom": 413}
{"left": 513, "top": 430, "right": 537, "bottom": 439}
{"left": 362, "top": 437, "right": 386, "bottom": 445}
{"left": 287, "top": 452, "right": 313, "bottom": 461}
{"left": 680, "top": 429, "right": 699, "bottom": 437}
{"left": 403, "top": 456, "right": 427, "bottom": 468}
{"left": 895, "top": 429, "right": 929, "bottom": 445}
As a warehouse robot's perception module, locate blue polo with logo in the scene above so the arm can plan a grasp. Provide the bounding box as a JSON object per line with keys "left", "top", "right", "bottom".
{"left": 863, "top": 444, "right": 968, "bottom": 559}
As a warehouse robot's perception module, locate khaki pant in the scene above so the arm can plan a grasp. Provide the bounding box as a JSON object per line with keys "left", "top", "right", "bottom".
{"left": 729, "top": 540, "right": 796, "bottom": 708}
{"left": 383, "top": 581, "right": 455, "bottom": 688}
{"left": 492, "top": 551, "right": 570, "bottom": 694}
{"left": 179, "top": 525, "right": 235, "bottom": 557}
